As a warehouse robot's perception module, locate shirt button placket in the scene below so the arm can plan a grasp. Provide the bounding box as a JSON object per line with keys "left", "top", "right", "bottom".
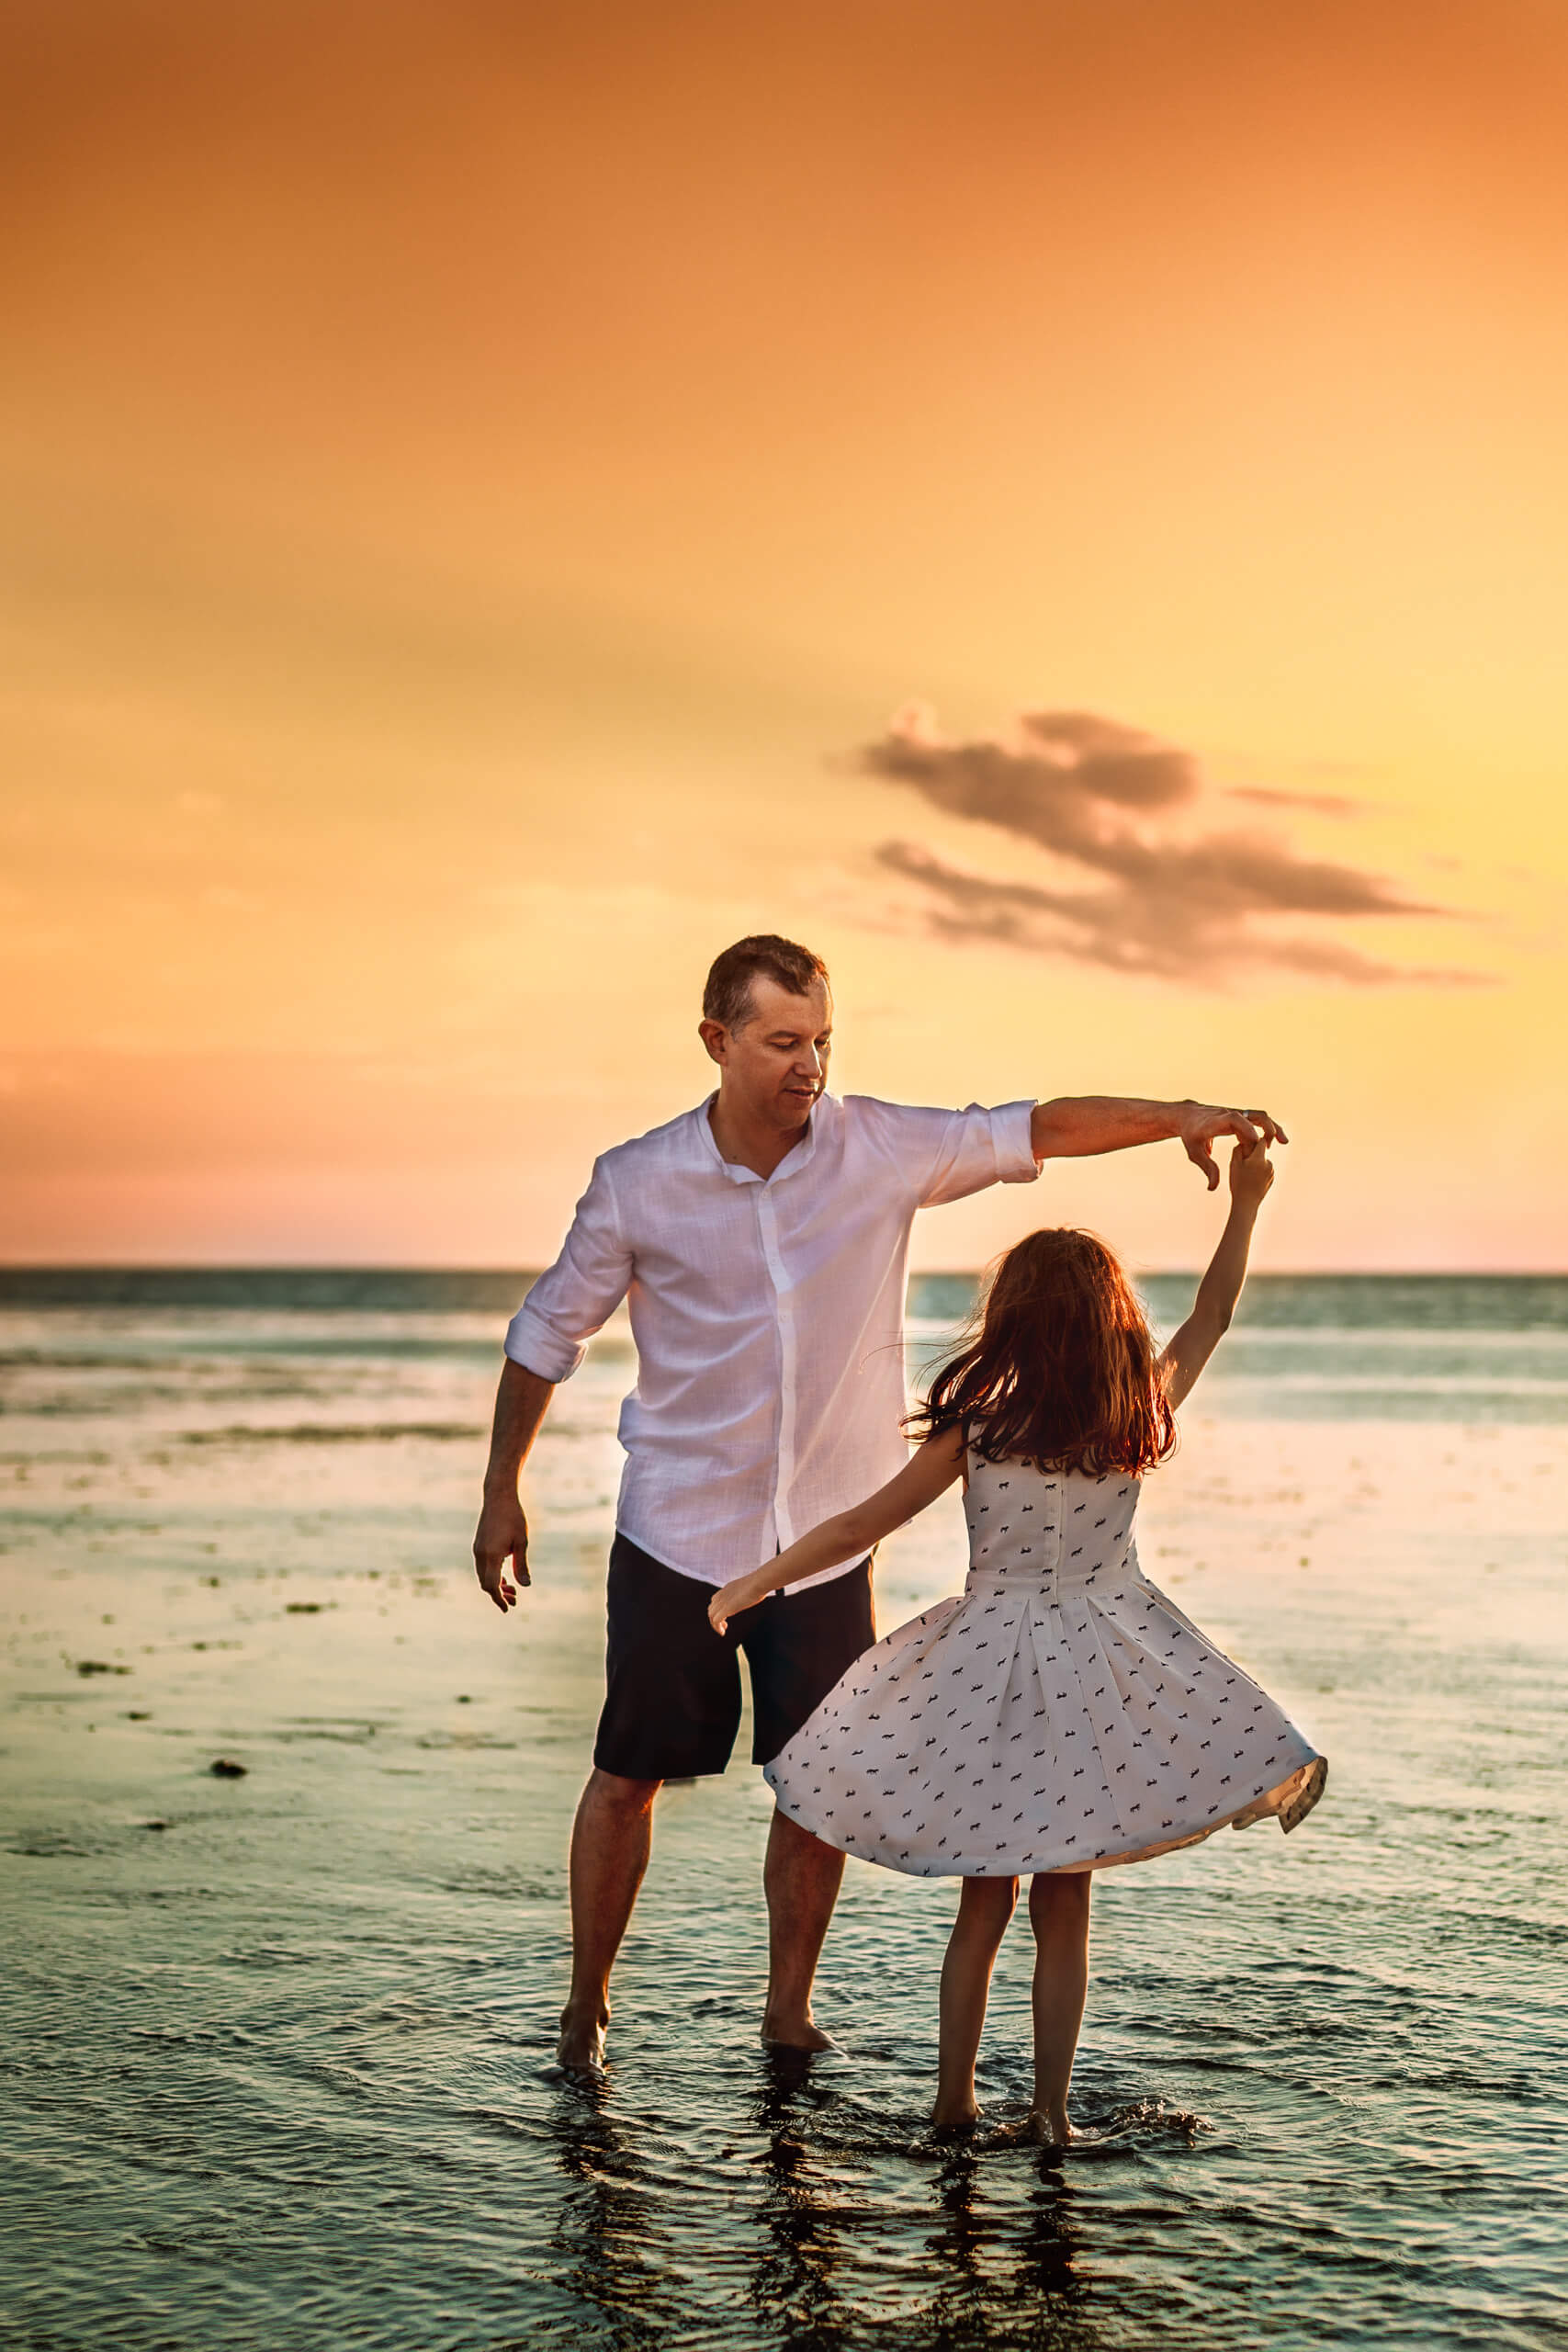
{"left": 756, "top": 1187, "right": 797, "bottom": 1550}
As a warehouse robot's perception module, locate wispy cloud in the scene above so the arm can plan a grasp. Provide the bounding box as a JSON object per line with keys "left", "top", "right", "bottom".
{"left": 1224, "top": 785, "right": 1361, "bottom": 818}
{"left": 859, "top": 706, "right": 1488, "bottom": 987}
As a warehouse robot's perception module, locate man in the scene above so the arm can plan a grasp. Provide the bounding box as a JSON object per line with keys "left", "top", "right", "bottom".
{"left": 472, "top": 934, "right": 1284, "bottom": 2072}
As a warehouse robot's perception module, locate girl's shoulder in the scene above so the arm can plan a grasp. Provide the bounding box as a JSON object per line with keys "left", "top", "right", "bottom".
{"left": 965, "top": 1444, "right": 1052, "bottom": 1483}
{"left": 967, "top": 1444, "right": 1145, "bottom": 1489}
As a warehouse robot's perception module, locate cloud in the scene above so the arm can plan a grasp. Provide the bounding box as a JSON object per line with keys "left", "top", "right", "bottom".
{"left": 860, "top": 706, "right": 1489, "bottom": 988}
{"left": 1224, "top": 785, "right": 1361, "bottom": 817}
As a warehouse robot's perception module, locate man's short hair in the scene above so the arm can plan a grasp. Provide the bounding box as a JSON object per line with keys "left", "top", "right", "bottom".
{"left": 703, "top": 935, "right": 830, "bottom": 1032}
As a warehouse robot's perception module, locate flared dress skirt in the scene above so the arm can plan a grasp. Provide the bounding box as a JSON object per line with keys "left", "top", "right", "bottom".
{"left": 764, "top": 1451, "right": 1326, "bottom": 1877}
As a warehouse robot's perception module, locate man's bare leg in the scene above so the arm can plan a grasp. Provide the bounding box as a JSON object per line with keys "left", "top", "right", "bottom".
{"left": 761, "top": 1806, "right": 846, "bottom": 2051}
{"left": 558, "top": 1767, "right": 660, "bottom": 2071}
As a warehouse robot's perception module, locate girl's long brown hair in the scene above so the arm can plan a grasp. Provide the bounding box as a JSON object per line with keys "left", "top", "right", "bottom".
{"left": 908, "top": 1228, "right": 1176, "bottom": 1477}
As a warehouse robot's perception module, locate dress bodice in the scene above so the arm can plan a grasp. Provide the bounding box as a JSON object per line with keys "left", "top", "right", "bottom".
{"left": 962, "top": 1450, "right": 1141, "bottom": 1597}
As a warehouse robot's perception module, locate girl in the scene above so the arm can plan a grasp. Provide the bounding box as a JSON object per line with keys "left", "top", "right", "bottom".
{"left": 708, "top": 1139, "right": 1325, "bottom": 2145}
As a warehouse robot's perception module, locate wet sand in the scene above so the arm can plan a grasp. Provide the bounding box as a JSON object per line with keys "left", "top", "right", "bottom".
{"left": 4, "top": 1285, "right": 1567, "bottom": 2349}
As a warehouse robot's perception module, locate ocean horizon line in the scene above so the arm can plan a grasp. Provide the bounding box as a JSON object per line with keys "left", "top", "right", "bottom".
{"left": 3, "top": 1262, "right": 1565, "bottom": 1288}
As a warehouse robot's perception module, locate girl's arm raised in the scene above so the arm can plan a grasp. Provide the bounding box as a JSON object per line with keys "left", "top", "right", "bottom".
{"left": 706, "top": 1424, "right": 967, "bottom": 1634}
{"left": 1157, "top": 1143, "right": 1275, "bottom": 1411}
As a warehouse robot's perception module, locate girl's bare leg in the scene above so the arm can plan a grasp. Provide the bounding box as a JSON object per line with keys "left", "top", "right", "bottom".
{"left": 1024, "top": 1870, "right": 1092, "bottom": 2143}
{"left": 933, "top": 1875, "right": 1019, "bottom": 2129}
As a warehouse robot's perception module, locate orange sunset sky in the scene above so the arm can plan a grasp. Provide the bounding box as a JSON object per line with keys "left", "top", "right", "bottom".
{"left": 4, "top": 0, "right": 1565, "bottom": 1272}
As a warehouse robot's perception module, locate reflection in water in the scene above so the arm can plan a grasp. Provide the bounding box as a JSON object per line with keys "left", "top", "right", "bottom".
{"left": 747, "top": 2052, "right": 854, "bottom": 2349}
{"left": 542, "top": 2080, "right": 675, "bottom": 2350}
{"left": 744, "top": 2053, "right": 1104, "bottom": 2352}
{"left": 532, "top": 2047, "right": 1111, "bottom": 2352}
{"left": 921, "top": 2147, "right": 1100, "bottom": 2352}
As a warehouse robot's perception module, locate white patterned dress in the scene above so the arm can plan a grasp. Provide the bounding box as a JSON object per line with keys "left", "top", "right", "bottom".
{"left": 765, "top": 1449, "right": 1326, "bottom": 1876}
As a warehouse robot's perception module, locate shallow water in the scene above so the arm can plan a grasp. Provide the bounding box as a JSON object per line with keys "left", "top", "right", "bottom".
{"left": 3, "top": 1272, "right": 1567, "bottom": 2350}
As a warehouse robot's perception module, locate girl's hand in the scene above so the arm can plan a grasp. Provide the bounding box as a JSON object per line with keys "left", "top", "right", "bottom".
{"left": 1228, "top": 1137, "right": 1276, "bottom": 1205}
{"left": 708, "top": 1570, "right": 772, "bottom": 1635}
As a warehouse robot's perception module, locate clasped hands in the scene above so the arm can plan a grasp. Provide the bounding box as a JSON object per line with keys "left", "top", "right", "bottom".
{"left": 1179, "top": 1102, "right": 1287, "bottom": 1190}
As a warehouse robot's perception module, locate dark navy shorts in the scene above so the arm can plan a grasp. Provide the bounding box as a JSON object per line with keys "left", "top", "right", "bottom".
{"left": 592, "top": 1532, "right": 875, "bottom": 1781}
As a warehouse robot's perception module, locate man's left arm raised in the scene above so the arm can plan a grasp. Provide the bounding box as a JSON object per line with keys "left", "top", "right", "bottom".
{"left": 1029, "top": 1096, "right": 1288, "bottom": 1193}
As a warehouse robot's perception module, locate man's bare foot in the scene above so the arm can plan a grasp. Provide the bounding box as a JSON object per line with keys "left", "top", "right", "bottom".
{"left": 990, "top": 2109, "right": 1077, "bottom": 2149}
{"left": 557, "top": 2001, "right": 609, "bottom": 2074}
{"left": 760, "top": 2012, "right": 840, "bottom": 2053}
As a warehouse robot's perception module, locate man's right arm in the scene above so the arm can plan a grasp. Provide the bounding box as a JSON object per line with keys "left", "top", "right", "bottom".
{"left": 472, "top": 1361, "right": 557, "bottom": 1612}
{"left": 472, "top": 1154, "right": 634, "bottom": 1615}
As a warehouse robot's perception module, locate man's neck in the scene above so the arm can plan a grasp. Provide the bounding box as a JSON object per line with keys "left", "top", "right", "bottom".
{"left": 707, "top": 1092, "right": 812, "bottom": 1181}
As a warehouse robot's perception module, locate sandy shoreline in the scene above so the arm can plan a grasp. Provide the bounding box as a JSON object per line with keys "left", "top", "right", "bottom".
{"left": 6, "top": 1413, "right": 1564, "bottom": 1919}
{"left": 5, "top": 1299, "right": 1566, "bottom": 2350}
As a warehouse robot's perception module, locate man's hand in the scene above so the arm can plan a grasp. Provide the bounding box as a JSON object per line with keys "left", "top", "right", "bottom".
{"left": 473, "top": 1489, "right": 530, "bottom": 1613}
{"left": 471, "top": 1360, "right": 555, "bottom": 1615}
{"left": 1179, "top": 1102, "right": 1288, "bottom": 1192}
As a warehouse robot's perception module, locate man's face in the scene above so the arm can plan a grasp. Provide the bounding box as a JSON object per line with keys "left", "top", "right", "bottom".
{"left": 704, "top": 977, "right": 833, "bottom": 1129}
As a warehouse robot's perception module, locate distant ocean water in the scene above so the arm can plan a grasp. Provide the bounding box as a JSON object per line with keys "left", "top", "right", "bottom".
{"left": 2, "top": 1270, "right": 1565, "bottom": 2351}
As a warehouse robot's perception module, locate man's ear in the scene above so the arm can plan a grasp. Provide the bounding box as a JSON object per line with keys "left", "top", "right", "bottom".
{"left": 698, "top": 1018, "right": 728, "bottom": 1068}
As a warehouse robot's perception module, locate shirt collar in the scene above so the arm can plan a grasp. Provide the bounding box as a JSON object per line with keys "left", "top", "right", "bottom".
{"left": 694, "top": 1091, "right": 827, "bottom": 1186}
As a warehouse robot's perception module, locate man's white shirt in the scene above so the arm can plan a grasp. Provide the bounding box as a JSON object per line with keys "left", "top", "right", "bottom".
{"left": 505, "top": 1092, "right": 1040, "bottom": 1589}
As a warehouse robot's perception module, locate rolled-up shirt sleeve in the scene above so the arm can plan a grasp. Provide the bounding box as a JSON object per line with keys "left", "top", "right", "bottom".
{"left": 856, "top": 1096, "right": 1041, "bottom": 1207}
{"left": 503, "top": 1157, "right": 633, "bottom": 1382}
{"left": 919, "top": 1098, "right": 1040, "bottom": 1205}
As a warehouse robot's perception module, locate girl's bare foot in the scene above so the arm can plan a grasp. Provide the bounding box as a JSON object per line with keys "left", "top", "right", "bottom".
{"left": 931, "top": 2097, "right": 982, "bottom": 2139}
{"left": 991, "top": 2108, "right": 1076, "bottom": 2149}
